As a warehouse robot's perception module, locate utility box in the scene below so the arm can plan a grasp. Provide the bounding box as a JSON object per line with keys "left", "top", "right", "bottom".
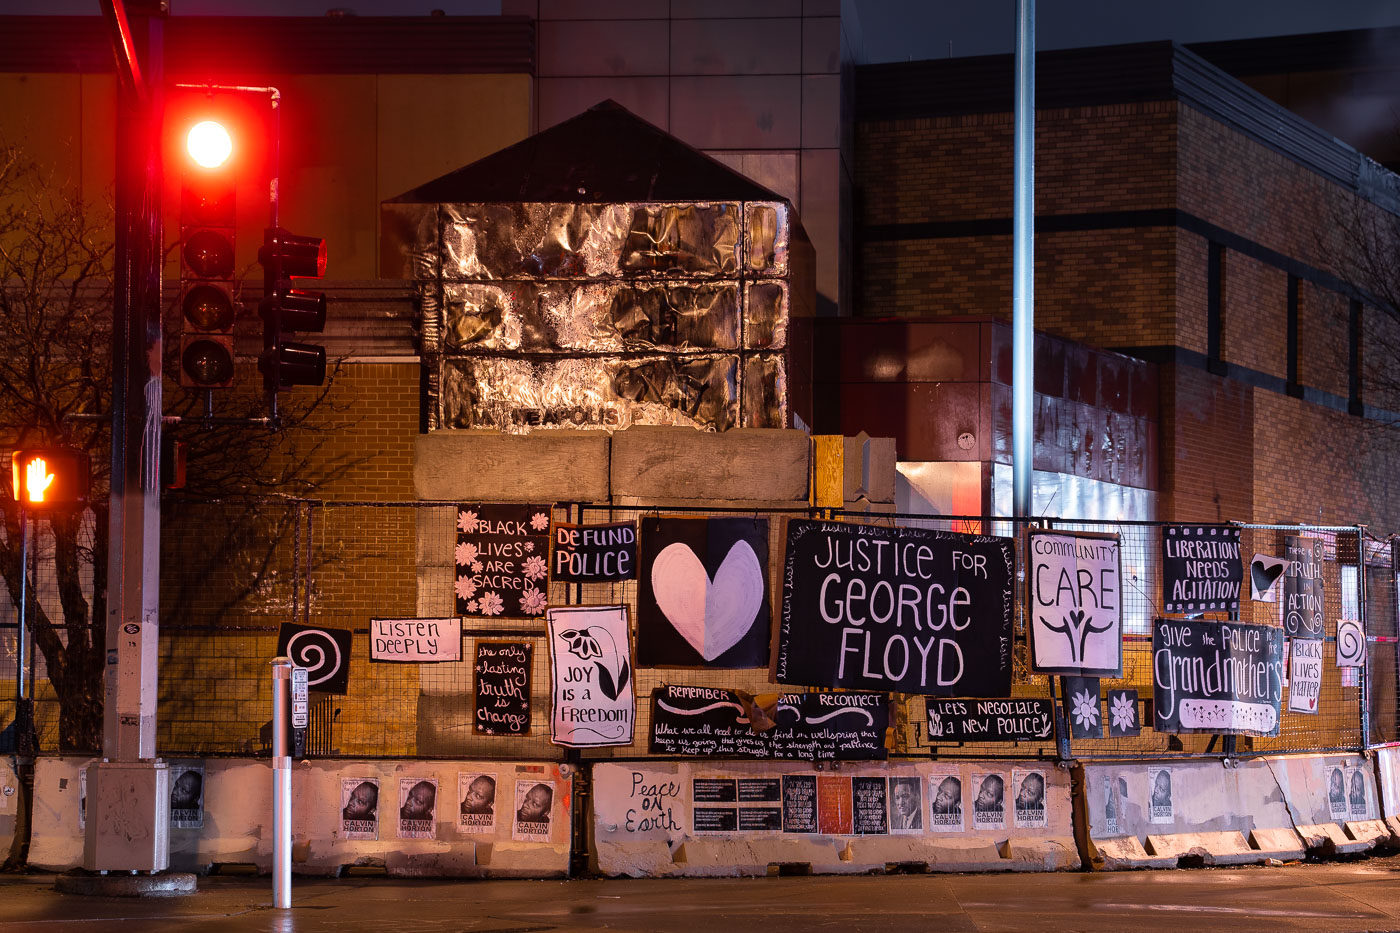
{"left": 83, "top": 760, "right": 170, "bottom": 872}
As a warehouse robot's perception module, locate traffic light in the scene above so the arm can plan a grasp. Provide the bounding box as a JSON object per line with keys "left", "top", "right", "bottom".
{"left": 258, "top": 228, "right": 328, "bottom": 390}
{"left": 11, "top": 448, "right": 90, "bottom": 512}
{"left": 178, "top": 118, "right": 237, "bottom": 388}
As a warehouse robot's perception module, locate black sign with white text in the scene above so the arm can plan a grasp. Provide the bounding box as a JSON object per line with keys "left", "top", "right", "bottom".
{"left": 472, "top": 641, "right": 532, "bottom": 735}
{"left": 925, "top": 698, "right": 1055, "bottom": 742}
{"left": 1283, "top": 536, "right": 1325, "bottom": 638}
{"left": 1152, "top": 618, "right": 1284, "bottom": 736}
{"left": 774, "top": 520, "right": 1014, "bottom": 695}
{"left": 1162, "top": 524, "right": 1242, "bottom": 614}
{"left": 649, "top": 686, "right": 889, "bottom": 760}
{"left": 550, "top": 522, "right": 637, "bottom": 583}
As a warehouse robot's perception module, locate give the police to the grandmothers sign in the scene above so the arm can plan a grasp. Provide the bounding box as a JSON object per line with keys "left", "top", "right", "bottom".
{"left": 773, "top": 519, "right": 1014, "bottom": 695}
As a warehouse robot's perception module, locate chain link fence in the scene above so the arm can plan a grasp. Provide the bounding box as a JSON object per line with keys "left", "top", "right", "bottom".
{"left": 2, "top": 498, "right": 1397, "bottom": 765}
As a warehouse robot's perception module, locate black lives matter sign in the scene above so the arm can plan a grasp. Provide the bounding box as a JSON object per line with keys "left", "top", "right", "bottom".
{"left": 773, "top": 520, "right": 1014, "bottom": 696}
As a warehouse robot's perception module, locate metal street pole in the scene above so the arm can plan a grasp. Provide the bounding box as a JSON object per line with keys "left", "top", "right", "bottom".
{"left": 1012, "top": 0, "right": 1036, "bottom": 519}
{"left": 271, "top": 658, "right": 293, "bottom": 908}
{"left": 86, "top": 0, "right": 170, "bottom": 874}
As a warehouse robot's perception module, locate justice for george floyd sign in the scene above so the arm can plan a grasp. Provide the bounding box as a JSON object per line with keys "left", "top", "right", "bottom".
{"left": 773, "top": 520, "right": 1014, "bottom": 695}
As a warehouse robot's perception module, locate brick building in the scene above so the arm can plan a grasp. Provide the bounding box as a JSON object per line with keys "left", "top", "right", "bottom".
{"left": 849, "top": 41, "right": 1400, "bottom": 528}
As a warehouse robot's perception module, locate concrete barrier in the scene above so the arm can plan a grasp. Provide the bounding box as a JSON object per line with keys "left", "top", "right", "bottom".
{"left": 29, "top": 756, "right": 570, "bottom": 878}
{"left": 1370, "top": 745, "right": 1400, "bottom": 845}
{"left": 0, "top": 757, "right": 19, "bottom": 860}
{"left": 1081, "top": 758, "right": 1304, "bottom": 869}
{"left": 1264, "top": 753, "right": 1381, "bottom": 855}
{"left": 591, "top": 760, "right": 1079, "bottom": 878}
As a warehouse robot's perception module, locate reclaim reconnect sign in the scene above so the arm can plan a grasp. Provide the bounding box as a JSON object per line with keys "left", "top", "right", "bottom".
{"left": 773, "top": 520, "right": 1014, "bottom": 696}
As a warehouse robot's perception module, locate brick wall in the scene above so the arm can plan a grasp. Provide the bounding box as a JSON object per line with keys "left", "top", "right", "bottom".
{"left": 856, "top": 88, "right": 1400, "bottom": 529}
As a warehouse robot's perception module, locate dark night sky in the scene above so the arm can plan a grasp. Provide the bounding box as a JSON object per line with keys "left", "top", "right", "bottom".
{"left": 12, "top": 1, "right": 1400, "bottom": 63}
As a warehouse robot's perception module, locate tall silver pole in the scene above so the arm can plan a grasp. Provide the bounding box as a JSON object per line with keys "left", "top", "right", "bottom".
{"left": 1012, "top": 0, "right": 1036, "bottom": 518}
{"left": 271, "top": 657, "right": 293, "bottom": 908}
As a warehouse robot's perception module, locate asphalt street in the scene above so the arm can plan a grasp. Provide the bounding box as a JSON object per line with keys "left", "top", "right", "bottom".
{"left": 8, "top": 858, "right": 1400, "bottom": 932}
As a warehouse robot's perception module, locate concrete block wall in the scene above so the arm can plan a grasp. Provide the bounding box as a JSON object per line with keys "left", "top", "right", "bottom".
{"left": 28, "top": 757, "right": 571, "bottom": 878}
{"left": 592, "top": 759, "right": 1079, "bottom": 876}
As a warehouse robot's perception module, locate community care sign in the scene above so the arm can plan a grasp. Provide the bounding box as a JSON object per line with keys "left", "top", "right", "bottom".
{"left": 774, "top": 520, "right": 1014, "bottom": 695}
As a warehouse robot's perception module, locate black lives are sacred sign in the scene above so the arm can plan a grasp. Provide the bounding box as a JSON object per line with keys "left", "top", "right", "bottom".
{"left": 774, "top": 520, "right": 1014, "bottom": 696}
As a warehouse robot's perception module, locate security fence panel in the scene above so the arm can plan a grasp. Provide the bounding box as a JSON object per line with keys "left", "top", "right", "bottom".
{"left": 5, "top": 496, "right": 1381, "bottom": 766}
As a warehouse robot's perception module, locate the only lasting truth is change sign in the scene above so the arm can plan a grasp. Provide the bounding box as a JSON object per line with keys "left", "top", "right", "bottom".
{"left": 774, "top": 520, "right": 1014, "bottom": 696}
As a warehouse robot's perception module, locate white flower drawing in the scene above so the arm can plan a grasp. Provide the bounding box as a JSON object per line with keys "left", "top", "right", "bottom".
{"left": 470, "top": 560, "right": 482, "bottom": 573}
{"left": 454, "top": 575, "right": 477, "bottom": 601}
{"left": 1071, "top": 689, "right": 1099, "bottom": 731}
{"left": 524, "top": 541, "right": 535, "bottom": 553}
{"left": 479, "top": 591, "right": 504, "bottom": 616}
{"left": 530, "top": 511, "right": 549, "bottom": 532}
{"left": 523, "top": 555, "right": 548, "bottom": 581}
{"left": 455, "top": 542, "right": 479, "bottom": 566}
{"left": 1110, "top": 693, "right": 1136, "bottom": 733}
{"left": 519, "top": 587, "right": 547, "bottom": 615}
{"left": 458, "top": 509, "right": 480, "bottom": 533}
{"left": 465, "top": 599, "right": 479, "bottom": 614}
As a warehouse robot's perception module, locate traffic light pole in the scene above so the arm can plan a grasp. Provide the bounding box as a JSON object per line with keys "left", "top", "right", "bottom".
{"left": 86, "top": 0, "right": 172, "bottom": 875}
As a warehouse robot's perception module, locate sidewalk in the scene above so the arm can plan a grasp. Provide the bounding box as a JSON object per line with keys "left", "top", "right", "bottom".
{"left": 6, "top": 857, "right": 1400, "bottom": 932}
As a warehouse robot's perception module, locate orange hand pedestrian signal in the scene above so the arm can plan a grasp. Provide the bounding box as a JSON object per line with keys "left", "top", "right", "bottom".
{"left": 25, "top": 458, "right": 54, "bottom": 503}
{"left": 11, "top": 448, "right": 88, "bottom": 511}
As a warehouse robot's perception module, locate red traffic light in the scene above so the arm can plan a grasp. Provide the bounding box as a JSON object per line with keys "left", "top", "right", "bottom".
{"left": 260, "top": 229, "right": 326, "bottom": 279}
{"left": 187, "top": 120, "right": 232, "bottom": 169}
{"left": 11, "top": 448, "right": 90, "bottom": 511}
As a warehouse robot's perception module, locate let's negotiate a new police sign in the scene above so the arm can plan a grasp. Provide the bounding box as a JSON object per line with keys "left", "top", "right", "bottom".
{"left": 774, "top": 520, "right": 1014, "bottom": 695}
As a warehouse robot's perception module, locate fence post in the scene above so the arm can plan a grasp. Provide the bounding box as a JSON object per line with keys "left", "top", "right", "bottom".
{"left": 270, "top": 657, "right": 293, "bottom": 909}
{"left": 1358, "top": 524, "right": 1371, "bottom": 750}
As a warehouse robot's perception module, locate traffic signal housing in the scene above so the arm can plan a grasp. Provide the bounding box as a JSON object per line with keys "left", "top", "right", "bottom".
{"left": 11, "top": 448, "right": 90, "bottom": 512}
{"left": 259, "top": 228, "right": 328, "bottom": 390}
{"left": 178, "top": 118, "right": 237, "bottom": 389}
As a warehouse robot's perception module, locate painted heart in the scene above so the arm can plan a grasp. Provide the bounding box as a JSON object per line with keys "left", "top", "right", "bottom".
{"left": 1251, "top": 558, "right": 1284, "bottom": 595}
{"left": 651, "top": 540, "right": 763, "bottom": 661}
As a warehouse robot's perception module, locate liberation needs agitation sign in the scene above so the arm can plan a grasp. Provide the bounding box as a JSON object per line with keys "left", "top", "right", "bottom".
{"left": 774, "top": 520, "right": 1014, "bottom": 695}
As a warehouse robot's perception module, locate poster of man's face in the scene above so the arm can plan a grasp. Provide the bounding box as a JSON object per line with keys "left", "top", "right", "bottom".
{"left": 1013, "top": 770, "right": 1047, "bottom": 828}
{"left": 341, "top": 778, "right": 379, "bottom": 840}
{"left": 459, "top": 773, "right": 497, "bottom": 834}
{"left": 170, "top": 767, "right": 204, "bottom": 829}
{"left": 1328, "top": 767, "right": 1345, "bottom": 804}
{"left": 398, "top": 778, "right": 438, "bottom": 839}
{"left": 1348, "top": 768, "right": 1368, "bottom": 811}
{"left": 889, "top": 777, "right": 923, "bottom": 831}
{"left": 928, "top": 774, "right": 963, "bottom": 831}
{"left": 513, "top": 780, "right": 555, "bottom": 841}
{"left": 1148, "top": 767, "right": 1173, "bottom": 824}
{"left": 971, "top": 773, "right": 1005, "bottom": 828}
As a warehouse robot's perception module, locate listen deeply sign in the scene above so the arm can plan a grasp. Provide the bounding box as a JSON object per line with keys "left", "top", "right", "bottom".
{"left": 773, "top": 520, "right": 1014, "bottom": 695}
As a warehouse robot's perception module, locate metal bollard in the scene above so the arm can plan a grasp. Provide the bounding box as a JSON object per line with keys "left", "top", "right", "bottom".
{"left": 271, "top": 657, "right": 293, "bottom": 909}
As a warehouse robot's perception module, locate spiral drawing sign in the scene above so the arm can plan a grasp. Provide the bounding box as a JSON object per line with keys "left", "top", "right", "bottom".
{"left": 276, "top": 622, "right": 353, "bottom": 695}
{"left": 1336, "top": 619, "right": 1366, "bottom": 668}
{"left": 1027, "top": 531, "right": 1123, "bottom": 677}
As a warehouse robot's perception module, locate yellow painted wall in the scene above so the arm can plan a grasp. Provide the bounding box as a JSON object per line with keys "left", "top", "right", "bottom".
{"left": 0, "top": 71, "right": 532, "bottom": 281}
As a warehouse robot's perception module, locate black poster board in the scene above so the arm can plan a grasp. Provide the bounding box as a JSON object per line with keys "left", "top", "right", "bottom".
{"left": 774, "top": 519, "right": 1014, "bottom": 695}
{"left": 1162, "top": 524, "right": 1242, "bottom": 614}
{"left": 925, "top": 698, "right": 1055, "bottom": 742}
{"left": 852, "top": 777, "right": 889, "bottom": 835}
{"left": 455, "top": 503, "right": 552, "bottom": 618}
{"left": 649, "top": 686, "right": 889, "bottom": 760}
{"left": 472, "top": 641, "right": 532, "bottom": 735}
{"left": 1152, "top": 618, "right": 1284, "bottom": 736}
{"left": 550, "top": 522, "right": 637, "bottom": 582}
{"left": 781, "top": 774, "right": 817, "bottom": 833}
{"left": 1063, "top": 676, "right": 1102, "bottom": 739}
{"left": 276, "top": 622, "right": 353, "bottom": 695}
{"left": 636, "top": 517, "right": 770, "bottom": 668}
{"left": 1282, "top": 536, "right": 1325, "bottom": 638}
